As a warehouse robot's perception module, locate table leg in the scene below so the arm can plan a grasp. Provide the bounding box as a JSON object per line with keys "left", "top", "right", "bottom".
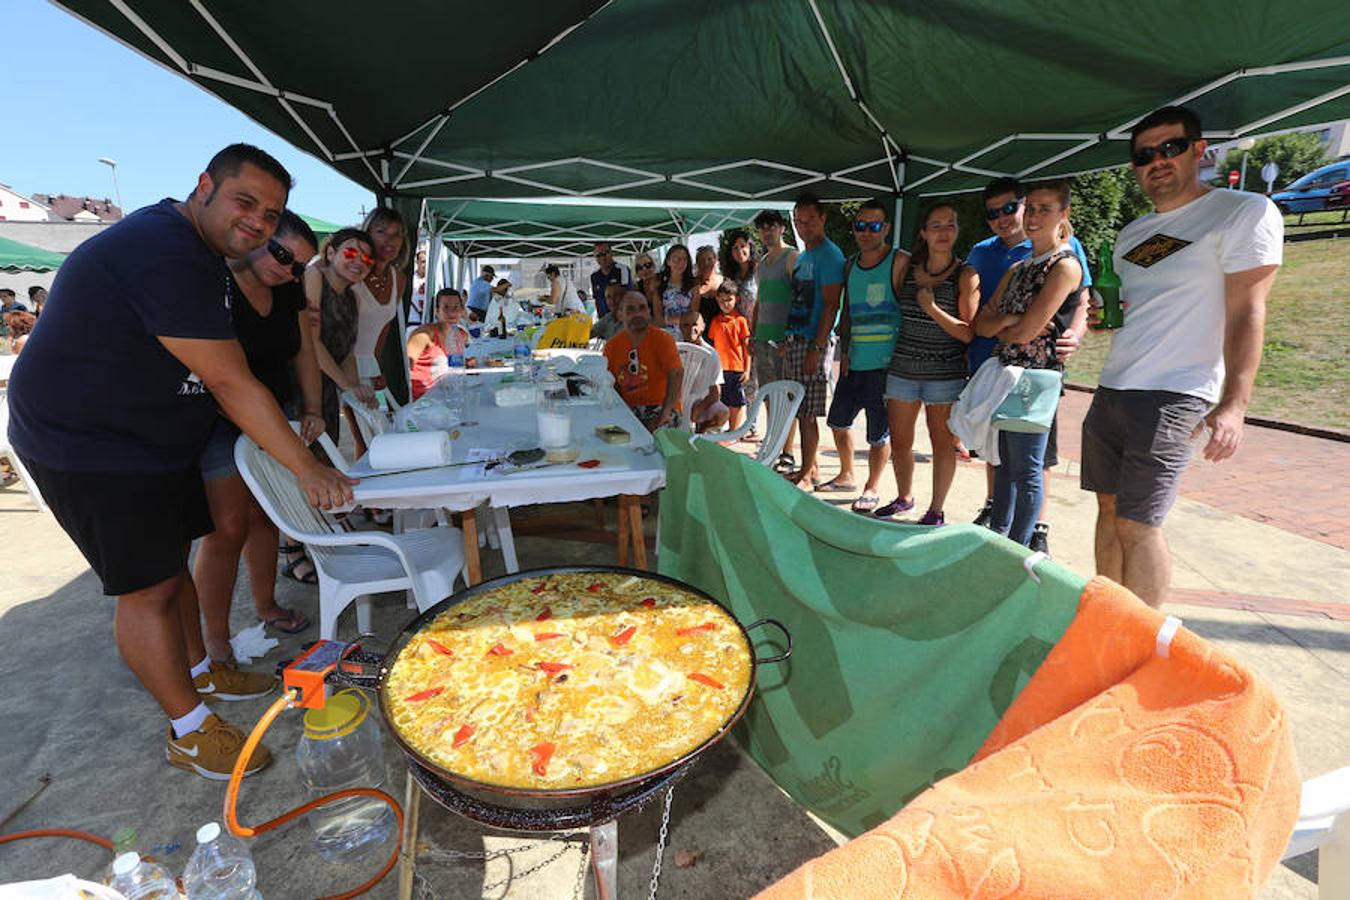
{"left": 398, "top": 771, "right": 421, "bottom": 900}
{"left": 461, "top": 508, "right": 482, "bottom": 585}
{"left": 625, "top": 496, "right": 648, "bottom": 569}
{"left": 616, "top": 496, "right": 631, "bottom": 567}
{"left": 589, "top": 819, "right": 618, "bottom": 900}
{"left": 492, "top": 505, "right": 519, "bottom": 573}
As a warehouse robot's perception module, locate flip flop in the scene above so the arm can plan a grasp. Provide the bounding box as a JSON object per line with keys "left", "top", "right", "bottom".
{"left": 814, "top": 478, "right": 858, "bottom": 493}
{"left": 851, "top": 493, "right": 881, "bottom": 513}
{"left": 259, "top": 607, "right": 310, "bottom": 634}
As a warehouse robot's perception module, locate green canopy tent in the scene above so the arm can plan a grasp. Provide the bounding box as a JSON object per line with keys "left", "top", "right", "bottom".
{"left": 298, "top": 213, "right": 343, "bottom": 241}
{"left": 47, "top": 0, "right": 1350, "bottom": 384}
{"left": 0, "top": 236, "right": 67, "bottom": 273}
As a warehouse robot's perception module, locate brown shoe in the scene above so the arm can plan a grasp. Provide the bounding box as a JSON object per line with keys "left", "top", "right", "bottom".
{"left": 166, "top": 714, "right": 271, "bottom": 780}
{"left": 194, "top": 661, "right": 276, "bottom": 701}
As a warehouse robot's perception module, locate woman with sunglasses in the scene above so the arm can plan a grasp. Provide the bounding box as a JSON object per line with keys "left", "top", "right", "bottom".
{"left": 974, "top": 181, "right": 1082, "bottom": 546}
{"left": 655, "top": 244, "right": 696, "bottom": 338}
{"left": 306, "top": 227, "right": 377, "bottom": 445}
{"left": 194, "top": 210, "right": 321, "bottom": 653}
{"left": 634, "top": 251, "right": 661, "bottom": 311}
{"left": 877, "top": 204, "right": 978, "bottom": 524}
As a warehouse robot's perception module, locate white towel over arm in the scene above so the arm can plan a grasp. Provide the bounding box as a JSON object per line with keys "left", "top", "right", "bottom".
{"left": 948, "top": 357, "right": 1023, "bottom": 466}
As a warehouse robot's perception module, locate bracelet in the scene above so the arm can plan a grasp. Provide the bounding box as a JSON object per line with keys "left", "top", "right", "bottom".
{"left": 809, "top": 342, "right": 825, "bottom": 352}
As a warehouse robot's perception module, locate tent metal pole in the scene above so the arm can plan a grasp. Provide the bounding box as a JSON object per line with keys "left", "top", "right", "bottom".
{"left": 893, "top": 158, "right": 906, "bottom": 250}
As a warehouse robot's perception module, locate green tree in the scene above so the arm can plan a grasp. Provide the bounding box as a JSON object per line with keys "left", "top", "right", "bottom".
{"left": 1211, "top": 132, "right": 1329, "bottom": 192}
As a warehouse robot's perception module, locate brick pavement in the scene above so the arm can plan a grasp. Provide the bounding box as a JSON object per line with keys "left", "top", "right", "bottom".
{"left": 1057, "top": 389, "right": 1350, "bottom": 551}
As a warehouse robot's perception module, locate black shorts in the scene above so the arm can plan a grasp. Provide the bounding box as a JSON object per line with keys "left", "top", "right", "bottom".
{"left": 1080, "top": 387, "right": 1209, "bottom": 527}
{"left": 21, "top": 457, "right": 213, "bottom": 595}
{"left": 720, "top": 370, "right": 747, "bottom": 408}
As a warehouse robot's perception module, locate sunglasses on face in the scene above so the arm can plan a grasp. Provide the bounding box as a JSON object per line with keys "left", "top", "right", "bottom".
{"left": 595, "top": 251, "right": 612, "bottom": 259}
{"left": 636, "top": 261, "right": 654, "bottom": 271}
{"left": 267, "top": 239, "right": 307, "bottom": 279}
{"left": 341, "top": 246, "right": 375, "bottom": 266}
{"left": 852, "top": 220, "right": 886, "bottom": 233}
{"left": 984, "top": 200, "right": 1022, "bottom": 221}
{"left": 1131, "top": 136, "right": 1192, "bottom": 168}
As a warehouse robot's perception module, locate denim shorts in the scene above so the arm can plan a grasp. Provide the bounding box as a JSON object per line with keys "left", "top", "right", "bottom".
{"left": 827, "top": 368, "right": 890, "bottom": 445}
{"left": 884, "top": 375, "right": 967, "bottom": 405}
{"left": 199, "top": 417, "right": 241, "bottom": 482}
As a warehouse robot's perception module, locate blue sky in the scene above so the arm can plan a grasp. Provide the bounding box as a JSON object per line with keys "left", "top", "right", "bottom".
{"left": 4, "top": 1, "right": 373, "bottom": 224}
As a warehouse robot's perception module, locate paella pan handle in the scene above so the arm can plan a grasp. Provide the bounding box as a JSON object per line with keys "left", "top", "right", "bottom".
{"left": 745, "top": 618, "right": 792, "bottom": 665}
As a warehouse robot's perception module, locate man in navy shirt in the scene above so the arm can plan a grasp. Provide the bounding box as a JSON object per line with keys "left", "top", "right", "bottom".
{"left": 8, "top": 144, "right": 354, "bottom": 779}
{"left": 589, "top": 242, "right": 632, "bottom": 319}
{"left": 965, "top": 177, "right": 1091, "bottom": 555}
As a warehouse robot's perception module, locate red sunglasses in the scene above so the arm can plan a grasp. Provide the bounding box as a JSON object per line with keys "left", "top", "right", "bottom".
{"left": 341, "top": 246, "right": 375, "bottom": 266}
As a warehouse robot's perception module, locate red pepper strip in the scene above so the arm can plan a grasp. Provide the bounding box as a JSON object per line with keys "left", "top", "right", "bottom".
{"left": 577, "top": 459, "right": 602, "bottom": 468}
{"left": 586, "top": 582, "right": 603, "bottom": 593}
{"left": 529, "top": 742, "right": 556, "bottom": 776}
{"left": 535, "top": 661, "right": 572, "bottom": 674}
{"left": 676, "top": 622, "right": 718, "bottom": 636}
{"left": 405, "top": 687, "right": 444, "bottom": 702}
{"left": 427, "top": 639, "right": 454, "bottom": 657}
{"left": 487, "top": 643, "right": 513, "bottom": 656}
{"left": 609, "top": 625, "right": 637, "bottom": 646}
{"left": 640, "top": 598, "right": 657, "bottom": 608}
{"left": 687, "top": 673, "right": 725, "bottom": 690}
{"left": 525, "top": 708, "right": 537, "bottom": 722}
{"left": 452, "top": 724, "right": 475, "bottom": 748}
{"left": 536, "top": 607, "right": 553, "bottom": 621}
{"left": 530, "top": 582, "right": 549, "bottom": 595}
{"left": 535, "top": 632, "right": 566, "bottom": 641}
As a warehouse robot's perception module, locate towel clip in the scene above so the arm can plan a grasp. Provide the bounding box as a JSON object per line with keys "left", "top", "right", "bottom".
{"left": 1022, "top": 551, "right": 1048, "bottom": 583}
{"left": 1155, "top": 615, "right": 1183, "bottom": 658}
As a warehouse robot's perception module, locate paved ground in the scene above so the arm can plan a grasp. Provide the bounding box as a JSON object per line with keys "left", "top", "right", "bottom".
{"left": 0, "top": 392, "right": 1344, "bottom": 898}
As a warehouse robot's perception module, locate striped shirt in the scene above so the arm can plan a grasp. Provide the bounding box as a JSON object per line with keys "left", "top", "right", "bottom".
{"left": 888, "top": 263, "right": 969, "bottom": 382}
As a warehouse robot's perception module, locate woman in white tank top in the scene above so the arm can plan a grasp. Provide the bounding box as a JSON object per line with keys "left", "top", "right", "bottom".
{"left": 351, "top": 207, "right": 407, "bottom": 389}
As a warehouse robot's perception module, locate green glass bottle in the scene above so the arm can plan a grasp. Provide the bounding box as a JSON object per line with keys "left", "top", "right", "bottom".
{"left": 1096, "top": 241, "right": 1124, "bottom": 329}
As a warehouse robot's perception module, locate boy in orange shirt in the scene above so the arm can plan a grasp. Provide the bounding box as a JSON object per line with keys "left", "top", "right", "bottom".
{"left": 603, "top": 290, "right": 683, "bottom": 432}
{"left": 706, "top": 281, "right": 752, "bottom": 430}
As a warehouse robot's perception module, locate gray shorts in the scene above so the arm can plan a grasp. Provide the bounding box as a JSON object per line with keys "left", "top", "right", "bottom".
{"left": 1080, "top": 387, "right": 1209, "bottom": 526}
{"left": 751, "top": 340, "right": 783, "bottom": 393}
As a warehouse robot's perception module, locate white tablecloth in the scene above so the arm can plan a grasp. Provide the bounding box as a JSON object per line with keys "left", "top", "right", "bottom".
{"left": 351, "top": 373, "right": 664, "bottom": 512}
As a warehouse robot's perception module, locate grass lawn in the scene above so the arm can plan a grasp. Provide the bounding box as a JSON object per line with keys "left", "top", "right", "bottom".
{"left": 1065, "top": 237, "right": 1350, "bottom": 431}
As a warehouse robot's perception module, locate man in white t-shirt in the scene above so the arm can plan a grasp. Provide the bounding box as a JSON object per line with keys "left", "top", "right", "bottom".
{"left": 1081, "top": 105, "right": 1282, "bottom": 608}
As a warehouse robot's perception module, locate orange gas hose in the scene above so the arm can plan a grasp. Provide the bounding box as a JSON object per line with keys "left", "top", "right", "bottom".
{"left": 224, "top": 691, "right": 404, "bottom": 900}
{"left": 0, "top": 828, "right": 114, "bottom": 851}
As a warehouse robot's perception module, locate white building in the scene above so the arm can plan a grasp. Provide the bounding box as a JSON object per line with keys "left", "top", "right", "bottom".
{"left": 0, "top": 184, "right": 51, "bottom": 222}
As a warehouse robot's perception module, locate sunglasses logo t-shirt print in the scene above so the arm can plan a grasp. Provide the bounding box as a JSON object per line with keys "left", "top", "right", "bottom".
{"left": 1122, "top": 233, "right": 1193, "bottom": 268}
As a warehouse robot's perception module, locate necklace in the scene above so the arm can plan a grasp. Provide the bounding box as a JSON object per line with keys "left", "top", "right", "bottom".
{"left": 366, "top": 266, "right": 391, "bottom": 297}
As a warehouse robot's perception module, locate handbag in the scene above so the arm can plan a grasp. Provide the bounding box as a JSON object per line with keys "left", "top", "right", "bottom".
{"left": 991, "top": 367, "right": 1062, "bottom": 433}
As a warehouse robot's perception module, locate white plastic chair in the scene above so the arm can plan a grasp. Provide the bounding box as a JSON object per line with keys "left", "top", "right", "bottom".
{"left": 0, "top": 388, "right": 46, "bottom": 512}
{"left": 676, "top": 341, "right": 720, "bottom": 424}
{"left": 235, "top": 434, "right": 467, "bottom": 640}
{"left": 340, "top": 390, "right": 393, "bottom": 447}
{"left": 693, "top": 379, "right": 804, "bottom": 466}
{"left": 1283, "top": 764, "right": 1350, "bottom": 897}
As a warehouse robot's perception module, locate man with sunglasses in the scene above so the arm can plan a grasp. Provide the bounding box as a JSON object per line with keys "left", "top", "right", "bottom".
{"left": 590, "top": 242, "right": 632, "bottom": 319}
{"left": 7, "top": 143, "right": 356, "bottom": 780}
{"left": 965, "top": 176, "right": 1093, "bottom": 554}
{"left": 1082, "top": 105, "right": 1282, "bottom": 608}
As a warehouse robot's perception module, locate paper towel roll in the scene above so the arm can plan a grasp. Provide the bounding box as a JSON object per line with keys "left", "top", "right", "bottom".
{"left": 367, "top": 430, "right": 453, "bottom": 471}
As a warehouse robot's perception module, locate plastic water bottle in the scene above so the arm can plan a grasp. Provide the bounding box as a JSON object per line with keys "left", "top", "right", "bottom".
{"left": 513, "top": 327, "right": 532, "bottom": 381}
{"left": 107, "top": 852, "right": 178, "bottom": 899}
{"left": 446, "top": 351, "right": 466, "bottom": 416}
{"left": 294, "top": 690, "right": 396, "bottom": 862}
{"left": 183, "top": 822, "right": 256, "bottom": 900}
{"left": 102, "top": 827, "right": 147, "bottom": 885}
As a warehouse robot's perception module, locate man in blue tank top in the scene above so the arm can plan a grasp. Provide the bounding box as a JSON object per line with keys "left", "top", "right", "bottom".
{"left": 821, "top": 199, "right": 908, "bottom": 513}
{"left": 965, "top": 177, "right": 1092, "bottom": 555}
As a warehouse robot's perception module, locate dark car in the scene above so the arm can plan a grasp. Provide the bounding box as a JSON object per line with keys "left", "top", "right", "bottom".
{"left": 1271, "top": 160, "right": 1350, "bottom": 214}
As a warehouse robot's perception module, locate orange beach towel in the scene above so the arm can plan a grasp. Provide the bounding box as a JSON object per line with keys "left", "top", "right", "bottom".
{"left": 757, "top": 577, "right": 1300, "bottom": 899}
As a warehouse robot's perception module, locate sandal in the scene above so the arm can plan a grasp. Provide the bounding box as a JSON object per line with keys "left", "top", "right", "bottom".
{"left": 851, "top": 493, "right": 881, "bottom": 513}
{"left": 771, "top": 452, "right": 796, "bottom": 475}
{"left": 281, "top": 552, "right": 318, "bottom": 585}
{"left": 258, "top": 606, "right": 310, "bottom": 634}
{"left": 814, "top": 478, "right": 857, "bottom": 493}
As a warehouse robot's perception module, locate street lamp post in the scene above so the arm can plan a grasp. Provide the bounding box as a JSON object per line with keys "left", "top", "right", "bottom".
{"left": 97, "top": 157, "right": 122, "bottom": 213}
{"left": 1236, "top": 138, "right": 1256, "bottom": 192}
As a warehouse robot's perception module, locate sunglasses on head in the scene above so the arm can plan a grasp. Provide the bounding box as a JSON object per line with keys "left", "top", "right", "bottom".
{"left": 852, "top": 220, "right": 886, "bottom": 233}
{"left": 341, "top": 246, "right": 375, "bottom": 266}
{"left": 1131, "top": 136, "right": 1193, "bottom": 168}
{"left": 267, "top": 240, "right": 307, "bottom": 279}
{"left": 984, "top": 199, "right": 1023, "bottom": 221}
